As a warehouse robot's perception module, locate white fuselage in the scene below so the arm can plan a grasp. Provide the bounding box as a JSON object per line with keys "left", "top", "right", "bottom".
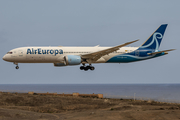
{"left": 3, "top": 46, "right": 138, "bottom": 63}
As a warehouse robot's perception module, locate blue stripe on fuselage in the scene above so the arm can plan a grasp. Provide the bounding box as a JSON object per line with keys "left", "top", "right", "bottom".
{"left": 106, "top": 49, "right": 165, "bottom": 63}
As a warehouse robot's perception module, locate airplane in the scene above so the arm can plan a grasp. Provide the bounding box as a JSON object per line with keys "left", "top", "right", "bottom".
{"left": 2, "top": 24, "right": 175, "bottom": 71}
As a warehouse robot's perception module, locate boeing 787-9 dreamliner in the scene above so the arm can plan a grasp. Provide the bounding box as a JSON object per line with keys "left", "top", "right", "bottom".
{"left": 2, "top": 24, "right": 175, "bottom": 71}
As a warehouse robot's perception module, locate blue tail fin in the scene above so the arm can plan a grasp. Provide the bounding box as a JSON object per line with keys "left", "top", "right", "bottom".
{"left": 139, "top": 24, "right": 168, "bottom": 50}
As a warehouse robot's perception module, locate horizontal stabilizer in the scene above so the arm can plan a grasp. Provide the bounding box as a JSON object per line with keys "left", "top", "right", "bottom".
{"left": 147, "top": 49, "right": 175, "bottom": 55}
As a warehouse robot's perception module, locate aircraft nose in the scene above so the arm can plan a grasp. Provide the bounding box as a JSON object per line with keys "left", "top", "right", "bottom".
{"left": 2, "top": 55, "right": 7, "bottom": 61}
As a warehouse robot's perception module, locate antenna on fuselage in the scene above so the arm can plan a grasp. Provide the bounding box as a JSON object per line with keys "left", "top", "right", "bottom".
{"left": 94, "top": 45, "right": 99, "bottom": 47}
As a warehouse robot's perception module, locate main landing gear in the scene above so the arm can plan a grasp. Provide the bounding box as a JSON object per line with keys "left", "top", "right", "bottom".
{"left": 14, "top": 63, "right": 19, "bottom": 69}
{"left": 80, "top": 64, "right": 95, "bottom": 71}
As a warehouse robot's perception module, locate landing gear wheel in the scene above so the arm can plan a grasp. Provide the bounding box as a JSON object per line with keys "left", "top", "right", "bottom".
{"left": 86, "top": 66, "right": 91, "bottom": 69}
{"left": 15, "top": 66, "right": 19, "bottom": 69}
{"left": 90, "top": 66, "right": 95, "bottom": 70}
{"left": 80, "top": 64, "right": 95, "bottom": 71}
{"left": 84, "top": 67, "right": 88, "bottom": 71}
{"left": 80, "top": 66, "right": 84, "bottom": 70}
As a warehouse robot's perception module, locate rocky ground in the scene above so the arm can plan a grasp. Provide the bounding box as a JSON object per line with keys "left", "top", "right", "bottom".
{"left": 0, "top": 92, "right": 180, "bottom": 120}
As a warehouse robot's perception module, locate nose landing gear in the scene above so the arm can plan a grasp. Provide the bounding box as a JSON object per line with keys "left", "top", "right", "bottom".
{"left": 80, "top": 64, "right": 95, "bottom": 71}
{"left": 15, "top": 66, "right": 19, "bottom": 69}
{"left": 14, "top": 62, "right": 19, "bottom": 69}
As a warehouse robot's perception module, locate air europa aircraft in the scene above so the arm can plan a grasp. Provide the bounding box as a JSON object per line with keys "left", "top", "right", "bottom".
{"left": 2, "top": 24, "right": 175, "bottom": 71}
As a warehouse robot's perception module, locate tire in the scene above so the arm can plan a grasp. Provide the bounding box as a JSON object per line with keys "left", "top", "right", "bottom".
{"left": 84, "top": 67, "right": 88, "bottom": 71}
{"left": 90, "top": 66, "right": 95, "bottom": 70}
{"left": 87, "top": 66, "right": 91, "bottom": 69}
{"left": 80, "top": 66, "right": 84, "bottom": 70}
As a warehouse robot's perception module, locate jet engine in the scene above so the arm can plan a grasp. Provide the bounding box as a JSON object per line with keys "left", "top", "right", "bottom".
{"left": 54, "top": 55, "right": 81, "bottom": 66}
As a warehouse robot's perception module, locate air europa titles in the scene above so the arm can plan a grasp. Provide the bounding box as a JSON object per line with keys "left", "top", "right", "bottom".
{"left": 27, "top": 48, "right": 63, "bottom": 56}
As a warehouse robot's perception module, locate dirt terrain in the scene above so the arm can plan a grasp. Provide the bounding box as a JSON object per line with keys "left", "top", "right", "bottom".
{"left": 0, "top": 92, "right": 180, "bottom": 120}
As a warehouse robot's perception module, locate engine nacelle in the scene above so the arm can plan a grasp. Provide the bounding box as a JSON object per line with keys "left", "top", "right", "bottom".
{"left": 54, "top": 55, "right": 81, "bottom": 67}
{"left": 64, "top": 55, "right": 81, "bottom": 65}
{"left": 54, "top": 63, "right": 66, "bottom": 66}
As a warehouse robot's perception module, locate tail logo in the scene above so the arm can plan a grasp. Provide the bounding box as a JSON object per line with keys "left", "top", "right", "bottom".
{"left": 141, "top": 32, "right": 163, "bottom": 50}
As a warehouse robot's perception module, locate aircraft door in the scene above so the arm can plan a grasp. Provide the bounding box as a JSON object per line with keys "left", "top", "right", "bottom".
{"left": 18, "top": 50, "right": 23, "bottom": 57}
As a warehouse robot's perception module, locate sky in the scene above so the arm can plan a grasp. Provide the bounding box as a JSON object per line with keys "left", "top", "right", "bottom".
{"left": 0, "top": 0, "right": 179, "bottom": 84}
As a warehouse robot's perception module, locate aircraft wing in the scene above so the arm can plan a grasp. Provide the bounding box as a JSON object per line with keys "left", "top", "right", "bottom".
{"left": 81, "top": 39, "right": 139, "bottom": 62}
{"left": 147, "top": 49, "right": 175, "bottom": 55}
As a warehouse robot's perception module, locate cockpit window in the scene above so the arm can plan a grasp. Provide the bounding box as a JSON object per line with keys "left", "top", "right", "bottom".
{"left": 7, "top": 52, "right": 13, "bottom": 54}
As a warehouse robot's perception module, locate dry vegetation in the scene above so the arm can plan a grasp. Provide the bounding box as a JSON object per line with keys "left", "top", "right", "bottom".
{"left": 0, "top": 92, "right": 180, "bottom": 120}
{"left": 0, "top": 92, "right": 115, "bottom": 113}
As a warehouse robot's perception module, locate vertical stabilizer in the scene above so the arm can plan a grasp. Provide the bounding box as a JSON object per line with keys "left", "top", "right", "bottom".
{"left": 139, "top": 24, "right": 168, "bottom": 50}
